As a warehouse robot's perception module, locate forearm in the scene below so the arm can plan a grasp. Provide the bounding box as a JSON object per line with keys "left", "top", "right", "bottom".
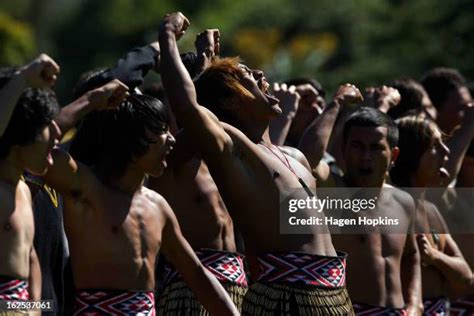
{"left": 0, "top": 71, "right": 27, "bottom": 136}
{"left": 28, "top": 248, "right": 42, "bottom": 301}
{"left": 269, "top": 113, "right": 295, "bottom": 145}
{"left": 159, "top": 29, "right": 198, "bottom": 115}
{"left": 182, "top": 265, "right": 239, "bottom": 315}
{"left": 298, "top": 101, "right": 340, "bottom": 169}
{"left": 431, "top": 250, "right": 472, "bottom": 289}
{"left": 444, "top": 124, "right": 474, "bottom": 185}
{"left": 54, "top": 93, "right": 95, "bottom": 135}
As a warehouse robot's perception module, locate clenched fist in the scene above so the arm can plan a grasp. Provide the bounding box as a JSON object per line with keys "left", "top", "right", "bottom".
{"left": 159, "top": 12, "right": 190, "bottom": 41}
{"left": 87, "top": 79, "right": 129, "bottom": 110}
{"left": 19, "top": 54, "right": 60, "bottom": 88}
{"left": 333, "top": 83, "right": 364, "bottom": 107}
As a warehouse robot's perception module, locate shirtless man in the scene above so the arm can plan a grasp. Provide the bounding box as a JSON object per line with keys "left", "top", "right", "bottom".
{"left": 0, "top": 55, "right": 60, "bottom": 313}
{"left": 328, "top": 107, "right": 422, "bottom": 315}
{"left": 146, "top": 29, "right": 247, "bottom": 315}
{"left": 159, "top": 12, "right": 355, "bottom": 315}
{"left": 43, "top": 91, "right": 239, "bottom": 315}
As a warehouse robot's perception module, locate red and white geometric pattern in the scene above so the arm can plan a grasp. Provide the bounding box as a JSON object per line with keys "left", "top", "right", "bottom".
{"left": 353, "top": 302, "right": 408, "bottom": 315}
{"left": 450, "top": 295, "right": 474, "bottom": 316}
{"left": 73, "top": 290, "right": 155, "bottom": 315}
{"left": 0, "top": 277, "right": 29, "bottom": 301}
{"left": 423, "top": 297, "right": 448, "bottom": 316}
{"left": 255, "top": 252, "right": 347, "bottom": 288}
{"left": 162, "top": 249, "right": 248, "bottom": 287}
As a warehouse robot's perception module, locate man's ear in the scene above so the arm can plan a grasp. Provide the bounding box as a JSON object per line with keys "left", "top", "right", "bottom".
{"left": 390, "top": 146, "right": 400, "bottom": 165}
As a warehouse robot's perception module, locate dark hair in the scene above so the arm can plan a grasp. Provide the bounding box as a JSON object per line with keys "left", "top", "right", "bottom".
{"left": 284, "top": 77, "right": 326, "bottom": 98}
{"left": 388, "top": 78, "right": 426, "bottom": 119}
{"left": 343, "top": 107, "right": 399, "bottom": 149}
{"left": 421, "top": 67, "right": 466, "bottom": 108}
{"left": 390, "top": 115, "right": 442, "bottom": 186}
{"left": 0, "top": 68, "right": 59, "bottom": 159}
{"left": 69, "top": 93, "right": 170, "bottom": 177}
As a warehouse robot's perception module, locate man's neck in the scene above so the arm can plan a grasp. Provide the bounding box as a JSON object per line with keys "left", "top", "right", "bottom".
{"left": 0, "top": 157, "right": 24, "bottom": 186}
{"left": 238, "top": 120, "right": 271, "bottom": 144}
{"left": 105, "top": 168, "right": 145, "bottom": 196}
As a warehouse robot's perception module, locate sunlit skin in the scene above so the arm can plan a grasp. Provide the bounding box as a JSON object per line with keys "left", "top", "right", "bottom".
{"left": 0, "top": 120, "right": 61, "bottom": 303}
{"left": 331, "top": 124, "right": 422, "bottom": 314}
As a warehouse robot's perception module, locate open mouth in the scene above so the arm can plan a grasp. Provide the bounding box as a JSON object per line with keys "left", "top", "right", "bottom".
{"left": 258, "top": 78, "right": 279, "bottom": 105}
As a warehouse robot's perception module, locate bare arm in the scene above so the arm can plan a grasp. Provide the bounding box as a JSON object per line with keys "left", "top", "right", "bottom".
{"left": 28, "top": 247, "right": 41, "bottom": 301}
{"left": 269, "top": 83, "right": 300, "bottom": 145}
{"left": 160, "top": 200, "right": 239, "bottom": 315}
{"left": 0, "top": 73, "right": 27, "bottom": 136}
{"left": 44, "top": 148, "right": 102, "bottom": 204}
{"left": 55, "top": 79, "right": 129, "bottom": 135}
{"left": 159, "top": 13, "right": 233, "bottom": 160}
{"left": 298, "top": 84, "right": 363, "bottom": 179}
{"left": 418, "top": 233, "right": 472, "bottom": 291}
{"left": 442, "top": 105, "right": 474, "bottom": 186}
{"left": 402, "top": 233, "right": 423, "bottom": 315}
{"left": 0, "top": 54, "right": 59, "bottom": 137}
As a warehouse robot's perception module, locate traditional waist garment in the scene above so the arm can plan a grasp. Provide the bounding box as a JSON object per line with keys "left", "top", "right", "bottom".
{"left": 157, "top": 249, "right": 248, "bottom": 316}
{"left": 450, "top": 294, "right": 474, "bottom": 315}
{"left": 352, "top": 302, "right": 407, "bottom": 316}
{"left": 423, "top": 297, "right": 449, "bottom": 316}
{"left": 73, "top": 289, "right": 155, "bottom": 315}
{"left": 0, "top": 276, "right": 29, "bottom": 301}
{"left": 242, "top": 251, "right": 354, "bottom": 316}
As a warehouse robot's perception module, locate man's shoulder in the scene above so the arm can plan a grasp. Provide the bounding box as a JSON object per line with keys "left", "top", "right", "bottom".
{"left": 142, "top": 187, "right": 170, "bottom": 213}
{"left": 386, "top": 185, "right": 415, "bottom": 213}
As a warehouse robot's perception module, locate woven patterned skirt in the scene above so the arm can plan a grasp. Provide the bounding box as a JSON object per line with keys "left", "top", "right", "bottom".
{"left": 74, "top": 289, "right": 155, "bottom": 315}
{"left": 156, "top": 248, "right": 248, "bottom": 315}
{"left": 242, "top": 251, "right": 354, "bottom": 316}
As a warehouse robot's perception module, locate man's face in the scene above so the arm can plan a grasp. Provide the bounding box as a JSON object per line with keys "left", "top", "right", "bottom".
{"left": 135, "top": 128, "right": 175, "bottom": 177}
{"left": 236, "top": 64, "right": 282, "bottom": 120}
{"left": 19, "top": 120, "right": 61, "bottom": 176}
{"left": 439, "top": 86, "right": 471, "bottom": 133}
{"left": 343, "top": 126, "right": 395, "bottom": 187}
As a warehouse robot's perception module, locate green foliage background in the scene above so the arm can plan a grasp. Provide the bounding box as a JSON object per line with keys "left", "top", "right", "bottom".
{"left": 1, "top": 0, "right": 473, "bottom": 102}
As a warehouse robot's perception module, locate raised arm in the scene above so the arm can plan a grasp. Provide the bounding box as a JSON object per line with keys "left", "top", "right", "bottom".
{"left": 298, "top": 84, "right": 363, "bottom": 178}
{"left": 269, "top": 83, "right": 300, "bottom": 145}
{"left": 0, "top": 54, "right": 59, "bottom": 137}
{"left": 364, "top": 86, "right": 401, "bottom": 113}
{"left": 160, "top": 199, "right": 239, "bottom": 315}
{"left": 55, "top": 79, "right": 128, "bottom": 135}
{"left": 159, "top": 12, "right": 232, "bottom": 159}
{"left": 442, "top": 105, "right": 474, "bottom": 186}
{"left": 44, "top": 81, "right": 128, "bottom": 198}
